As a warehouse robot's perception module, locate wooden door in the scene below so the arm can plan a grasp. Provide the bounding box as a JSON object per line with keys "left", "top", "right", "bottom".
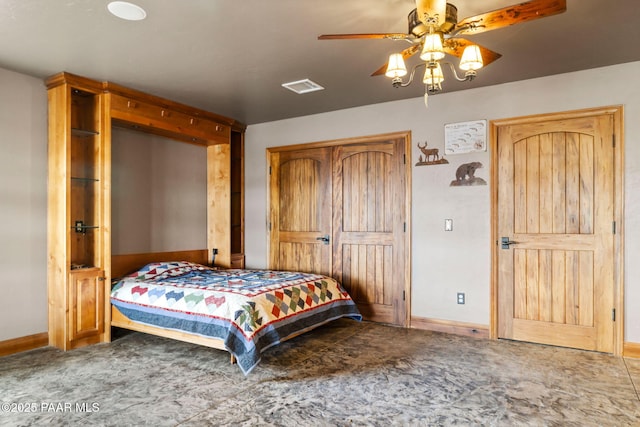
{"left": 268, "top": 148, "right": 333, "bottom": 275}
{"left": 268, "top": 133, "right": 410, "bottom": 326}
{"left": 496, "top": 111, "right": 618, "bottom": 352}
{"left": 333, "top": 139, "right": 408, "bottom": 325}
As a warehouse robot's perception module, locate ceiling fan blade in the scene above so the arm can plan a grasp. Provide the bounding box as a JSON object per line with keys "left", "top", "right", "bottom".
{"left": 444, "top": 38, "right": 502, "bottom": 67}
{"left": 370, "top": 44, "right": 421, "bottom": 77}
{"left": 318, "top": 33, "right": 413, "bottom": 41}
{"left": 454, "top": 0, "right": 567, "bottom": 36}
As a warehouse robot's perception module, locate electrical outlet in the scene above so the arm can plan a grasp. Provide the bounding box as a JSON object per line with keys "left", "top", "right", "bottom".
{"left": 457, "top": 292, "right": 465, "bottom": 304}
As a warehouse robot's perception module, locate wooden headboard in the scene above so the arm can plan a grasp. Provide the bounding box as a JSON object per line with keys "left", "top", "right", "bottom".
{"left": 111, "top": 249, "right": 209, "bottom": 279}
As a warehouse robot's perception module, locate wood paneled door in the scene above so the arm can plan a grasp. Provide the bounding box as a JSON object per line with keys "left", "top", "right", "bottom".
{"left": 492, "top": 106, "right": 623, "bottom": 354}
{"left": 268, "top": 132, "right": 411, "bottom": 326}
{"left": 268, "top": 147, "right": 333, "bottom": 276}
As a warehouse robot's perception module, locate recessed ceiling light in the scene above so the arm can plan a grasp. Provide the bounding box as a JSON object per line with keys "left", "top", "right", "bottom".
{"left": 281, "top": 79, "right": 325, "bottom": 94}
{"left": 107, "top": 1, "right": 147, "bottom": 21}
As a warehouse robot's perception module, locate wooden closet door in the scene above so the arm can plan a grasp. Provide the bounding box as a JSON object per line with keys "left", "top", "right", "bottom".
{"left": 496, "top": 112, "right": 616, "bottom": 352}
{"left": 268, "top": 148, "right": 332, "bottom": 275}
{"left": 268, "top": 134, "right": 410, "bottom": 326}
{"left": 332, "top": 138, "right": 407, "bottom": 326}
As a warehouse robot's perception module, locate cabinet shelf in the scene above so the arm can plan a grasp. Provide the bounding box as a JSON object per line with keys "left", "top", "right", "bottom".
{"left": 71, "top": 128, "right": 99, "bottom": 137}
{"left": 71, "top": 177, "right": 100, "bottom": 182}
{"left": 70, "top": 264, "right": 97, "bottom": 271}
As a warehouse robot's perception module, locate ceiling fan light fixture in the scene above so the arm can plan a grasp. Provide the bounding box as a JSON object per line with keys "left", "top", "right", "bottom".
{"left": 318, "top": 0, "right": 568, "bottom": 111}
{"left": 459, "top": 45, "right": 484, "bottom": 71}
{"left": 419, "top": 32, "right": 445, "bottom": 61}
{"left": 385, "top": 53, "right": 408, "bottom": 78}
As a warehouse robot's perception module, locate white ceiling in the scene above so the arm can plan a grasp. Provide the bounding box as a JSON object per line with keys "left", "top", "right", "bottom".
{"left": 1, "top": 0, "right": 639, "bottom": 125}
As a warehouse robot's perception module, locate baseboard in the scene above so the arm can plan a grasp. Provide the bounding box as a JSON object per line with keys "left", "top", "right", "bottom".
{"left": 0, "top": 332, "right": 49, "bottom": 357}
{"left": 623, "top": 342, "right": 640, "bottom": 359}
{"left": 411, "top": 316, "right": 489, "bottom": 339}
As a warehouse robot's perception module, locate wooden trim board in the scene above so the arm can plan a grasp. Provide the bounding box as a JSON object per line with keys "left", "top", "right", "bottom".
{"left": 411, "top": 316, "right": 640, "bottom": 359}
{"left": 623, "top": 342, "right": 640, "bottom": 359}
{"left": 411, "top": 316, "right": 489, "bottom": 339}
{"left": 0, "top": 333, "right": 49, "bottom": 357}
{"left": 111, "top": 306, "right": 228, "bottom": 352}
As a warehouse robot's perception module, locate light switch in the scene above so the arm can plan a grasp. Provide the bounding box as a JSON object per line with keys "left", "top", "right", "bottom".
{"left": 445, "top": 219, "right": 453, "bottom": 231}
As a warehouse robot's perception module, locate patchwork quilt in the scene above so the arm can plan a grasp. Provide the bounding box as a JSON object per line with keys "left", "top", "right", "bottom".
{"left": 111, "top": 261, "right": 361, "bottom": 374}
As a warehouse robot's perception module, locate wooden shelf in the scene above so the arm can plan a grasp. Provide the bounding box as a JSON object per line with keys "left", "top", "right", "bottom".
{"left": 71, "top": 177, "right": 99, "bottom": 182}
{"left": 71, "top": 128, "right": 99, "bottom": 137}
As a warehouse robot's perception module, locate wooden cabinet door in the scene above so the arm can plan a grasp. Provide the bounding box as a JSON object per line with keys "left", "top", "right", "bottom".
{"left": 496, "top": 112, "right": 616, "bottom": 352}
{"left": 268, "top": 148, "right": 333, "bottom": 275}
{"left": 69, "top": 268, "right": 105, "bottom": 347}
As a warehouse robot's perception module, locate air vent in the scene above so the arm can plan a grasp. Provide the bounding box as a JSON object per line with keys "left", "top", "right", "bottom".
{"left": 281, "top": 79, "right": 325, "bottom": 94}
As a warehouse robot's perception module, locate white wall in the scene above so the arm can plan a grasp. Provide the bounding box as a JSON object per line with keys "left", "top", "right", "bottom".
{"left": 245, "top": 61, "right": 640, "bottom": 343}
{"left": 111, "top": 127, "right": 207, "bottom": 255}
{"left": 1, "top": 62, "right": 638, "bottom": 345}
{"left": 0, "top": 68, "right": 48, "bottom": 341}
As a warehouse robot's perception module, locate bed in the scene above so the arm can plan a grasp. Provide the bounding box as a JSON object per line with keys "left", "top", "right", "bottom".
{"left": 110, "top": 252, "right": 362, "bottom": 374}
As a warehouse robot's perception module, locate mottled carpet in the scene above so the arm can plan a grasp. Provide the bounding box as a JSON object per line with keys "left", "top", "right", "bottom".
{"left": 1, "top": 319, "right": 639, "bottom": 426}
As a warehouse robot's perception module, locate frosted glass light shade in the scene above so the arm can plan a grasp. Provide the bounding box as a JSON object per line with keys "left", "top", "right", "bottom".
{"left": 459, "top": 45, "right": 483, "bottom": 71}
{"left": 419, "top": 33, "right": 445, "bottom": 61}
{"left": 423, "top": 63, "right": 444, "bottom": 85}
{"left": 385, "top": 53, "right": 408, "bottom": 78}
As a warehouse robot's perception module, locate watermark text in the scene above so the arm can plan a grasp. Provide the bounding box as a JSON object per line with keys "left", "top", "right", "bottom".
{"left": 1, "top": 402, "right": 100, "bottom": 413}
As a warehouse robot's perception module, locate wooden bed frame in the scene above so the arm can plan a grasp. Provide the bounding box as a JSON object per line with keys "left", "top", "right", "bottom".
{"left": 110, "top": 249, "right": 233, "bottom": 360}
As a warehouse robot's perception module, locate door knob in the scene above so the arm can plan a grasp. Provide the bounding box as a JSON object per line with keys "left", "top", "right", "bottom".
{"left": 501, "top": 236, "right": 518, "bottom": 249}
{"left": 316, "top": 235, "right": 330, "bottom": 245}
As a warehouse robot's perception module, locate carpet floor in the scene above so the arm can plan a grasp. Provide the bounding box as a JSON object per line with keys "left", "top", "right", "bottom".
{"left": 1, "top": 319, "right": 639, "bottom": 426}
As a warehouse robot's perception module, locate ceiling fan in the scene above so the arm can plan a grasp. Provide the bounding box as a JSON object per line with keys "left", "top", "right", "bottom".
{"left": 318, "top": 0, "right": 567, "bottom": 96}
